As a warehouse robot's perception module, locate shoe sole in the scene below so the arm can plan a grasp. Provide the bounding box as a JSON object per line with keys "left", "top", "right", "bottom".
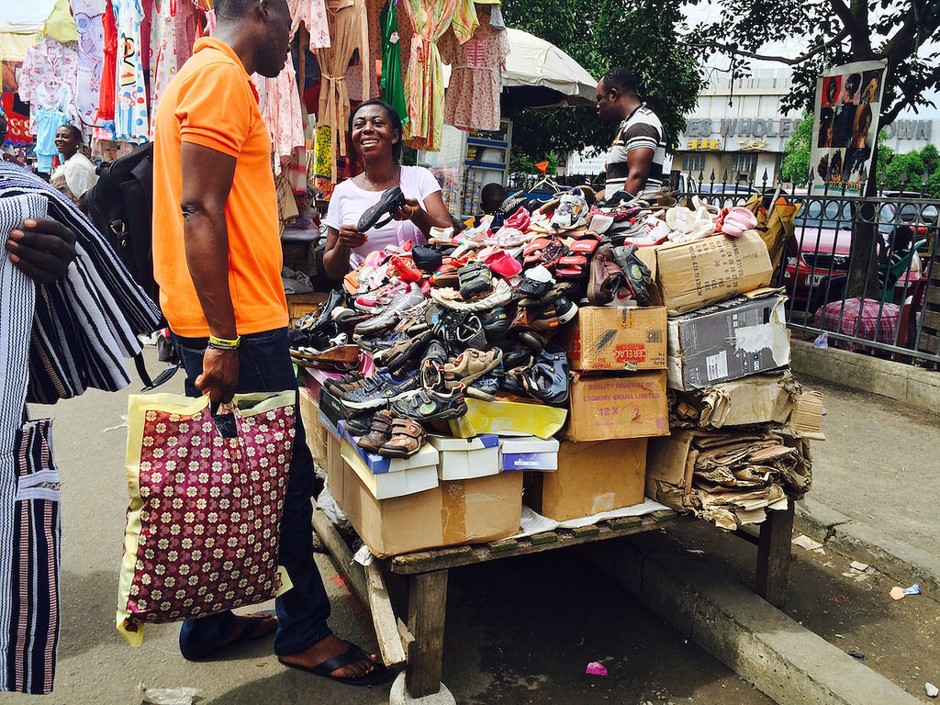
{"left": 342, "top": 389, "right": 420, "bottom": 411}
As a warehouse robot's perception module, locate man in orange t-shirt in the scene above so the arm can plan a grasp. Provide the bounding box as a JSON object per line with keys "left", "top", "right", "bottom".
{"left": 151, "top": 0, "right": 387, "bottom": 686}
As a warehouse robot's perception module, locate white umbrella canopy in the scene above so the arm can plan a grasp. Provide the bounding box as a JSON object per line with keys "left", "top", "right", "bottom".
{"left": 501, "top": 27, "right": 598, "bottom": 107}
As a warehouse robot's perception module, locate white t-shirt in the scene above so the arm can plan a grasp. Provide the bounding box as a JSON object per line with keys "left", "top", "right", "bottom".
{"left": 323, "top": 165, "right": 442, "bottom": 264}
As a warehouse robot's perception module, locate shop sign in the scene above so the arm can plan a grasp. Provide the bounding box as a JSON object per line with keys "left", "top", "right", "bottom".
{"left": 685, "top": 117, "right": 802, "bottom": 139}
{"left": 686, "top": 138, "right": 721, "bottom": 150}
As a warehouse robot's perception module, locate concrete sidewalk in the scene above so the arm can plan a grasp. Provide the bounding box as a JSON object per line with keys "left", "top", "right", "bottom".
{"left": 790, "top": 357, "right": 940, "bottom": 597}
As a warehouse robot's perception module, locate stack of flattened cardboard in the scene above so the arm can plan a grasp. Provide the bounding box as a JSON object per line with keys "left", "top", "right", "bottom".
{"left": 647, "top": 426, "right": 812, "bottom": 530}
{"left": 646, "top": 229, "right": 822, "bottom": 530}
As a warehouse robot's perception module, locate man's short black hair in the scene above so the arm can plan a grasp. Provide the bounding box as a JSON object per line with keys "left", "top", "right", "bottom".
{"left": 481, "top": 182, "right": 506, "bottom": 200}
{"left": 215, "top": 0, "right": 256, "bottom": 21}
{"left": 603, "top": 67, "right": 639, "bottom": 96}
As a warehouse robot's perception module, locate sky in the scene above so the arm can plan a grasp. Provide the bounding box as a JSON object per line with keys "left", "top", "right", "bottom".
{"left": 682, "top": 1, "right": 940, "bottom": 119}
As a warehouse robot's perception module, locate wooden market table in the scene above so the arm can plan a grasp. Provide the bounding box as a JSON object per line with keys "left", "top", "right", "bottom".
{"left": 312, "top": 500, "right": 795, "bottom": 699}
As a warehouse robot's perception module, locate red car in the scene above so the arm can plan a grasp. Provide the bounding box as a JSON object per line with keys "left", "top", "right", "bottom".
{"left": 781, "top": 199, "right": 932, "bottom": 312}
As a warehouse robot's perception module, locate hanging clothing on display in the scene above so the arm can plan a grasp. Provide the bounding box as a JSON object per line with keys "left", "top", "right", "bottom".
{"left": 96, "top": 0, "right": 118, "bottom": 122}
{"left": 400, "top": 0, "right": 461, "bottom": 151}
{"left": 150, "top": 0, "right": 198, "bottom": 133}
{"left": 450, "top": 0, "right": 478, "bottom": 43}
{"left": 316, "top": 0, "right": 370, "bottom": 180}
{"left": 17, "top": 38, "right": 79, "bottom": 137}
{"left": 440, "top": 11, "right": 509, "bottom": 132}
{"left": 112, "top": 0, "right": 149, "bottom": 143}
{"left": 289, "top": 0, "right": 331, "bottom": 50}
{"left": 380, "top": 0, "right": 407, "bottom": 126}
{"left": 255, "top": 60, "right": 306, "bottom": 173}
{"left": 71, "top": 0, "right": 107, "bottom": 129}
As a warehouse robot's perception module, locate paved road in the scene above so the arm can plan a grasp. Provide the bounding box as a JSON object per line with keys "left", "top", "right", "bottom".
{"left": 800, "top": 374, "right": 940, "bottom": 558}
{"left": 0, "top": 351, "right": 775, "bottom": 705}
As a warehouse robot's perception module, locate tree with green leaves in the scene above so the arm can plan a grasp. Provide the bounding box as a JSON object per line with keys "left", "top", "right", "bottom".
{"left": 500, "top": 0, "right": 705, "bottom": 170}
{"left": 687, "top": 0, "right": 940, "bottom": 297}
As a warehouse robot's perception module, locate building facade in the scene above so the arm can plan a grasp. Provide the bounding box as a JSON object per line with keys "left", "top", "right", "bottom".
{"left": 567, "top": 67, "right": 938, "bottom": 186}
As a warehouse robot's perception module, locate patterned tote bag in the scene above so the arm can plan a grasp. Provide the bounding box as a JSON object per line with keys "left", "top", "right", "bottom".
{"left": 116, "top": 391, "right": 295, "bottom": 646}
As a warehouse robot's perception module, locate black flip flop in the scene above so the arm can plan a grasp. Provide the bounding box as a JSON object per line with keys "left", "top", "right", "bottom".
{"left": 278, "top": 643, "right": 393, "bottom": 687}
{"left": 358, "top": 187, "right": 406, "bottom": 232}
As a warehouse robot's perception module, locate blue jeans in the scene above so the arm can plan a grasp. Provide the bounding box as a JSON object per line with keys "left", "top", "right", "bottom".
{"left": 172, "top": 328, "right": 331, "bottom": 657}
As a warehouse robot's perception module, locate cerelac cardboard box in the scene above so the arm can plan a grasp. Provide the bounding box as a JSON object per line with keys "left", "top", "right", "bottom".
{"left": 562, "top": 305, "right": 667, "bottom": 372}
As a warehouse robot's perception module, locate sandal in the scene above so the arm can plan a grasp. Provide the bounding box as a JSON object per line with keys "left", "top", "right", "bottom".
{"left": 357, "top": 409, "right": 395, "bottom": 453}
{"left": 378, "top": 416, "right": 428, "bottom": 457}
{"left": 442, "top": 347, "right": 503, "bottom": 385}
{"left": 433, "top": 309, "right": 487, "bottom": 350}
{"left": 358, "top": 187, "right": 406, "bottom": 232}
{"left": 429, "top": 279, "right": 512, "bottom": 311}
{"left": 458, "top": 260, "right": 493, "bottom": 300}
{"left": 522, "top": 346, "right": 570, "bottom": 406}
{"left": 278, "top": 642, "right": 392, "bottom": 687}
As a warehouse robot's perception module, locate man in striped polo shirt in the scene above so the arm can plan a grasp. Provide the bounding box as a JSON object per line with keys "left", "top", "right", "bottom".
{"left": 595, "top": 67, "right": 667, "bottom": 203}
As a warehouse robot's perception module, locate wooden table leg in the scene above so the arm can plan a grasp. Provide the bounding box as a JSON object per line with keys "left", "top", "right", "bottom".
{"left": 756, "top": 501, "right": 794, "bottom": 607}
{"left": 406, "top": 570, "right": 449, "bottom": 698}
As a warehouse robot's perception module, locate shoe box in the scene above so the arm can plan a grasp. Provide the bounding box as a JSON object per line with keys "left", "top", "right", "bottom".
{"left": 500, "top": 436, "right": 560, "bottom": 472}
{"left": 563, "top": 370, "right": 669, "bottom": 442}
{"left": 523, "top": 438, "right": 647, "bottom": 521}
{"left": 338, "top": 422, "right": 440, "bottom": 500}
{"left": 561, "top": 304, "right": 668, "bottom": 372}
{"left": 336, "top": 459, "right": 523, "bottom": 558}
{"left": 666, "top": 293, "right": 790, "bottom": 391}
{"left": 427, "top": 434, "right": 501, "bottom": 480}
{"left": 671, "top": 371, "right": 799, "bottom": 428}
{"left": 653, "top": 231, "right": 773, "bottom": 315}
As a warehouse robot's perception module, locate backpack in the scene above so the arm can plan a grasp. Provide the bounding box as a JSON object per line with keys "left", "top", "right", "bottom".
{"left": 85, "top": 142, "right": 179, "bottom": 389}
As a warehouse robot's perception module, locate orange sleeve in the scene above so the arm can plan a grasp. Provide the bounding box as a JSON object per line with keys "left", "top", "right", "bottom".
{"left": 175, "top": 61, "right": 253, "bottom": 158}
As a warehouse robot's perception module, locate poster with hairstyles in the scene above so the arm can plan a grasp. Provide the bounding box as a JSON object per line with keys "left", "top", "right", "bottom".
{"left": 811, "top": 60, "right": 886, "bottom": 195}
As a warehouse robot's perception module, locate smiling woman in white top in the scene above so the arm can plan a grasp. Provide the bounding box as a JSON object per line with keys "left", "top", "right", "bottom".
{"left": 50, "top": 124, "right": 98, "bottom": 213}
{"left": 321, "top": 100, "right": 451, "bottom": 279}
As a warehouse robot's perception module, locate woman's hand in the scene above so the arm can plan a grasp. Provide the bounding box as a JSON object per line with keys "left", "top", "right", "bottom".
{"left": 393, "top": 198, "right": 422, "bottom": 222}
{"left": 337, "top": 224, "right": 368, "bottom": 249}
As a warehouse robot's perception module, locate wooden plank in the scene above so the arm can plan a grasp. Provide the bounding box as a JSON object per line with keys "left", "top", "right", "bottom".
{"left": 756, "top": 501, "right": 794, "bottom": 607}
{"left": 922, "top": 309, "right": 940, "bottom": 331}
{"left": 571, "top": 526, "right": 600, "bottom": 538}
{"left": 311, "top": 507, "right": 368, "bottom": 605}
{"left": 406, "top": 570, "right": 449, "bottom": 698}
{"left": 919, "top": 331, "right": 940, "bottom": 355}
{"left": 530, "top": 532, "right": 558, "bottom": 545}
{"left": 364, "top": 563, "right": 407, "bottom": 667}
{"left": 608, "top": 516, "right": 643, "bottom": 531}
{"left": 927, "top": 286, "right": 940, "bottom": 307}
{"left": 389, "top": 512, "right": 684, "bottom": 575}
{"left": 488, "top": 538, "right": 520, "bottom": 553}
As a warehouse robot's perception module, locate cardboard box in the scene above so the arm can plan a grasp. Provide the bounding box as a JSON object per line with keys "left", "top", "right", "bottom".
{"left": 427, "top": 434, "right": 501, "bottom": 480}
{"left": 561, "top": 305, "right": 667, "bottom": 372}
{"left": 339, "top": 462, "right": 523, "bottom": 557}
{"left": 655, "top": 231, "right": 773, "bottom": 315}
{"left": 456, "top": 397, "right": 568, "bottom": 439}
{"left": 524, "top": 439, "right": 647, "bottom": 520}
{"left": 666, "top": 294, "right": 790, "bottom": 391}
{"left": 671, "top": 372, "right": 800, "bottom": 428}
{"left": 500, "top": 436, "right": 560, "bottom": 471}
{"left": 564, "top": 371, "right": 669, "bottom": 441}
{"left": 299, "top": 387, "right": 329, "bottom": 470}
{"left": 341, "top": 440, "right": 440, "bottom": 500}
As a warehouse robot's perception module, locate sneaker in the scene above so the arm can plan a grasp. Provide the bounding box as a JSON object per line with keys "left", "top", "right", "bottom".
{"left": 324, "top": 371, "right": 365, "bottom": 396}
{"left": 355, "top": 285, "right": 426, "bottom": 337}
{"left": 612, "top": 244, "right": 654, "bottom": 306}
{"left": 550, "top": 188, "right": 589, "bottom": 231}
{"left": 357, "top": 409, "right": 395, "bottom": 453}
{"left": 390, "top": 385, "right": 468, "bottom": 422}
{"left": 340, "top": 369, "right": 421, "bottom": 410}
{"left": 345, "top": 411, "right": 375, "bottom": 437}
{"left": 587, "top": 244, "right": 627, "bottom": 306}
